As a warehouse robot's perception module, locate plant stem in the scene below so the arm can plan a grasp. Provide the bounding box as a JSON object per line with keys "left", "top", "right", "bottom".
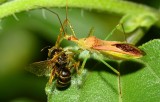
{"left": 0, "top": 0, "right": 159, "bottom": 20}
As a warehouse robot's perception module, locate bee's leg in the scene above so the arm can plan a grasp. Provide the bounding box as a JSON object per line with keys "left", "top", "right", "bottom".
{"left": 71, "top": 61, "right": 80, "bottom": 74}
{"left": 95, "top": 55, "right": 120, "bottom": 75}
{"left": 49, "top": 68, "right": 56, "bottom": 84}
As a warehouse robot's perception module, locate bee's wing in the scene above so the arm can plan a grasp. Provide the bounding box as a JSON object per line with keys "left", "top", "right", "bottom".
{"left": 27, "top": 60, "right": 52, "bottom": 76}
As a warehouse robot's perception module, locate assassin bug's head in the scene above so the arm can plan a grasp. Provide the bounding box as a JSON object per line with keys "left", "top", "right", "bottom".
{"left": 64, "top": 35, "right": 78, "bottom": 41}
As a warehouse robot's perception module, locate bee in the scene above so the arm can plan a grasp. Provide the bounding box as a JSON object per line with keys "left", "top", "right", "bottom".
{"left": 47, "top": 47, "right": 72, "bottom": 88}
{"left": 28, "top": 40, "right": 79, "bottom": 89}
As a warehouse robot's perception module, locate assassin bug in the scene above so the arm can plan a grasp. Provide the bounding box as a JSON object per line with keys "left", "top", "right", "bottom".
{"left": 52, "top": 0, "right": 145, "bottom": 75}
{"left": 57, "top": 4, "right": 145, "bottom": 75}
{"left": 62, "top": 22, "right": 145, "bottom": 75}
{"left": 35, "top": 0, "right": 144, "bottom": 76}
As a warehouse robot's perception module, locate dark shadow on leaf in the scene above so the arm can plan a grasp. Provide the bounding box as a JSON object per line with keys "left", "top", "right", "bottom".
{"left": 85, "top": 59, "right": 119, "bottom": 74}
{"left": 83, "top": 58, "right": 145, "bottom": 76}
{"left": 81, "top": 60, "right": 119, "bottom": 93}
{"left": 137, "top": 26, "right": 160, "bottom": 46}
{"left": 119, "top": 60, "right": 145, "bottom": 76}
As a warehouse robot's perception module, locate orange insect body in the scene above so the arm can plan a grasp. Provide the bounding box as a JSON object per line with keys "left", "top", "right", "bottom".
{"left": 65, "top": 35, "right": 144, "bottom": 60}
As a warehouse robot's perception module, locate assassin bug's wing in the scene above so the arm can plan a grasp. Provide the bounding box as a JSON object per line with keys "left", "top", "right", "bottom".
{"left": 75, "top": 36, "right": 144, "bottom": 59}
{"left": 27, "top": 60, "right": 52, "bottom": 76}
{"left": 93, "top": 41, "right": 145, "bottom": 59}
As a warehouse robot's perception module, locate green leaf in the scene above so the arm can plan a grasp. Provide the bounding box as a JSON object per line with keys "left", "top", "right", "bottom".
{"left": 0, "top": 0, "right": 159, "bottom": 21}
{"left": 120, "top": 14, "right": 158, "bottom": 33}
{"left": 120, "top": 39, "right": 160, "bottom": 102}
{"left": 0, "top": 0, "right": 6, "bottom": 4}
{"left": 45, "top": 39, "right": 160, "bottom": 102}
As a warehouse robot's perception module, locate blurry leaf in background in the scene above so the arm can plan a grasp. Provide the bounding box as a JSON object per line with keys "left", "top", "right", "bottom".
{"left": 0, "top": 0, "right": 6, "bottom": 4}
{"left": 0, "top": 0, "right": 160, "bottom": 102}
{"left": 0, "top": 30, "right": 36, "bottom": 76}
{"left": 120, "top": 13, "right": 158, "bottom": 33}
{"left": 0, "top": 10, "right": 51, "bottom": 102}
{"left": 129, "top": 0, "right": 160, "bottom": 9}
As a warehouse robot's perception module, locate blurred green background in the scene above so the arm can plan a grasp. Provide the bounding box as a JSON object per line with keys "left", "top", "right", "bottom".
{"left": 0, "top": 0, "right": 160, "bottom": 102}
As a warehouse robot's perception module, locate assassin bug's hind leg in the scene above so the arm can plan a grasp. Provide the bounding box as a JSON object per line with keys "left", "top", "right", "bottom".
{"left": 94, "top": 54, "right": 120, "bottom": 75}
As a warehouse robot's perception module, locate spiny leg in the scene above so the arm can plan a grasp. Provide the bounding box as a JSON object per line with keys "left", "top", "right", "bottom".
{"left": 66, "top": 19, "right": 76, "bottom": 36}
{"left": 87, "top": 27, "right": 95, "bottom": 37}
{"left": 67, "top": 53, "right": 80, "bottom": 73}
{"left": 73, "top": 61, "right": 80, "bottom": 74}
{"left": 59, "top": 18, "right": 76, "bottom": 37}
{"left": 60, "top": 0, "right": 76, "bottom": 37}
{"left": 49, "top": 68, "right": 56, "bottom": 84}
{"left": 55, "top": 27, "right": 64, "bottom": 47}
{"left": 55, "top": 19, "right": 71, "bottom": 47}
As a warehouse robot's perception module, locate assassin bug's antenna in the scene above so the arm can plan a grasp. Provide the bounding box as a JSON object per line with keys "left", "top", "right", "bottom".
{"left": 38, "top": 0, "right": 76, "bottom": 46}
{"left": 104, "top": 23, "right": 127, "bottom": 42}
{"left": 62, "top": 0, "right": 69, "bottom": 37}
{"left": 41, "top": 7, "right": 65, "bottom": 36}
{"left": 66, "top": 0, "right": 68, "bottom": 21}
{"left": 38, "top": 7, "right": 66, "bottom": 47}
